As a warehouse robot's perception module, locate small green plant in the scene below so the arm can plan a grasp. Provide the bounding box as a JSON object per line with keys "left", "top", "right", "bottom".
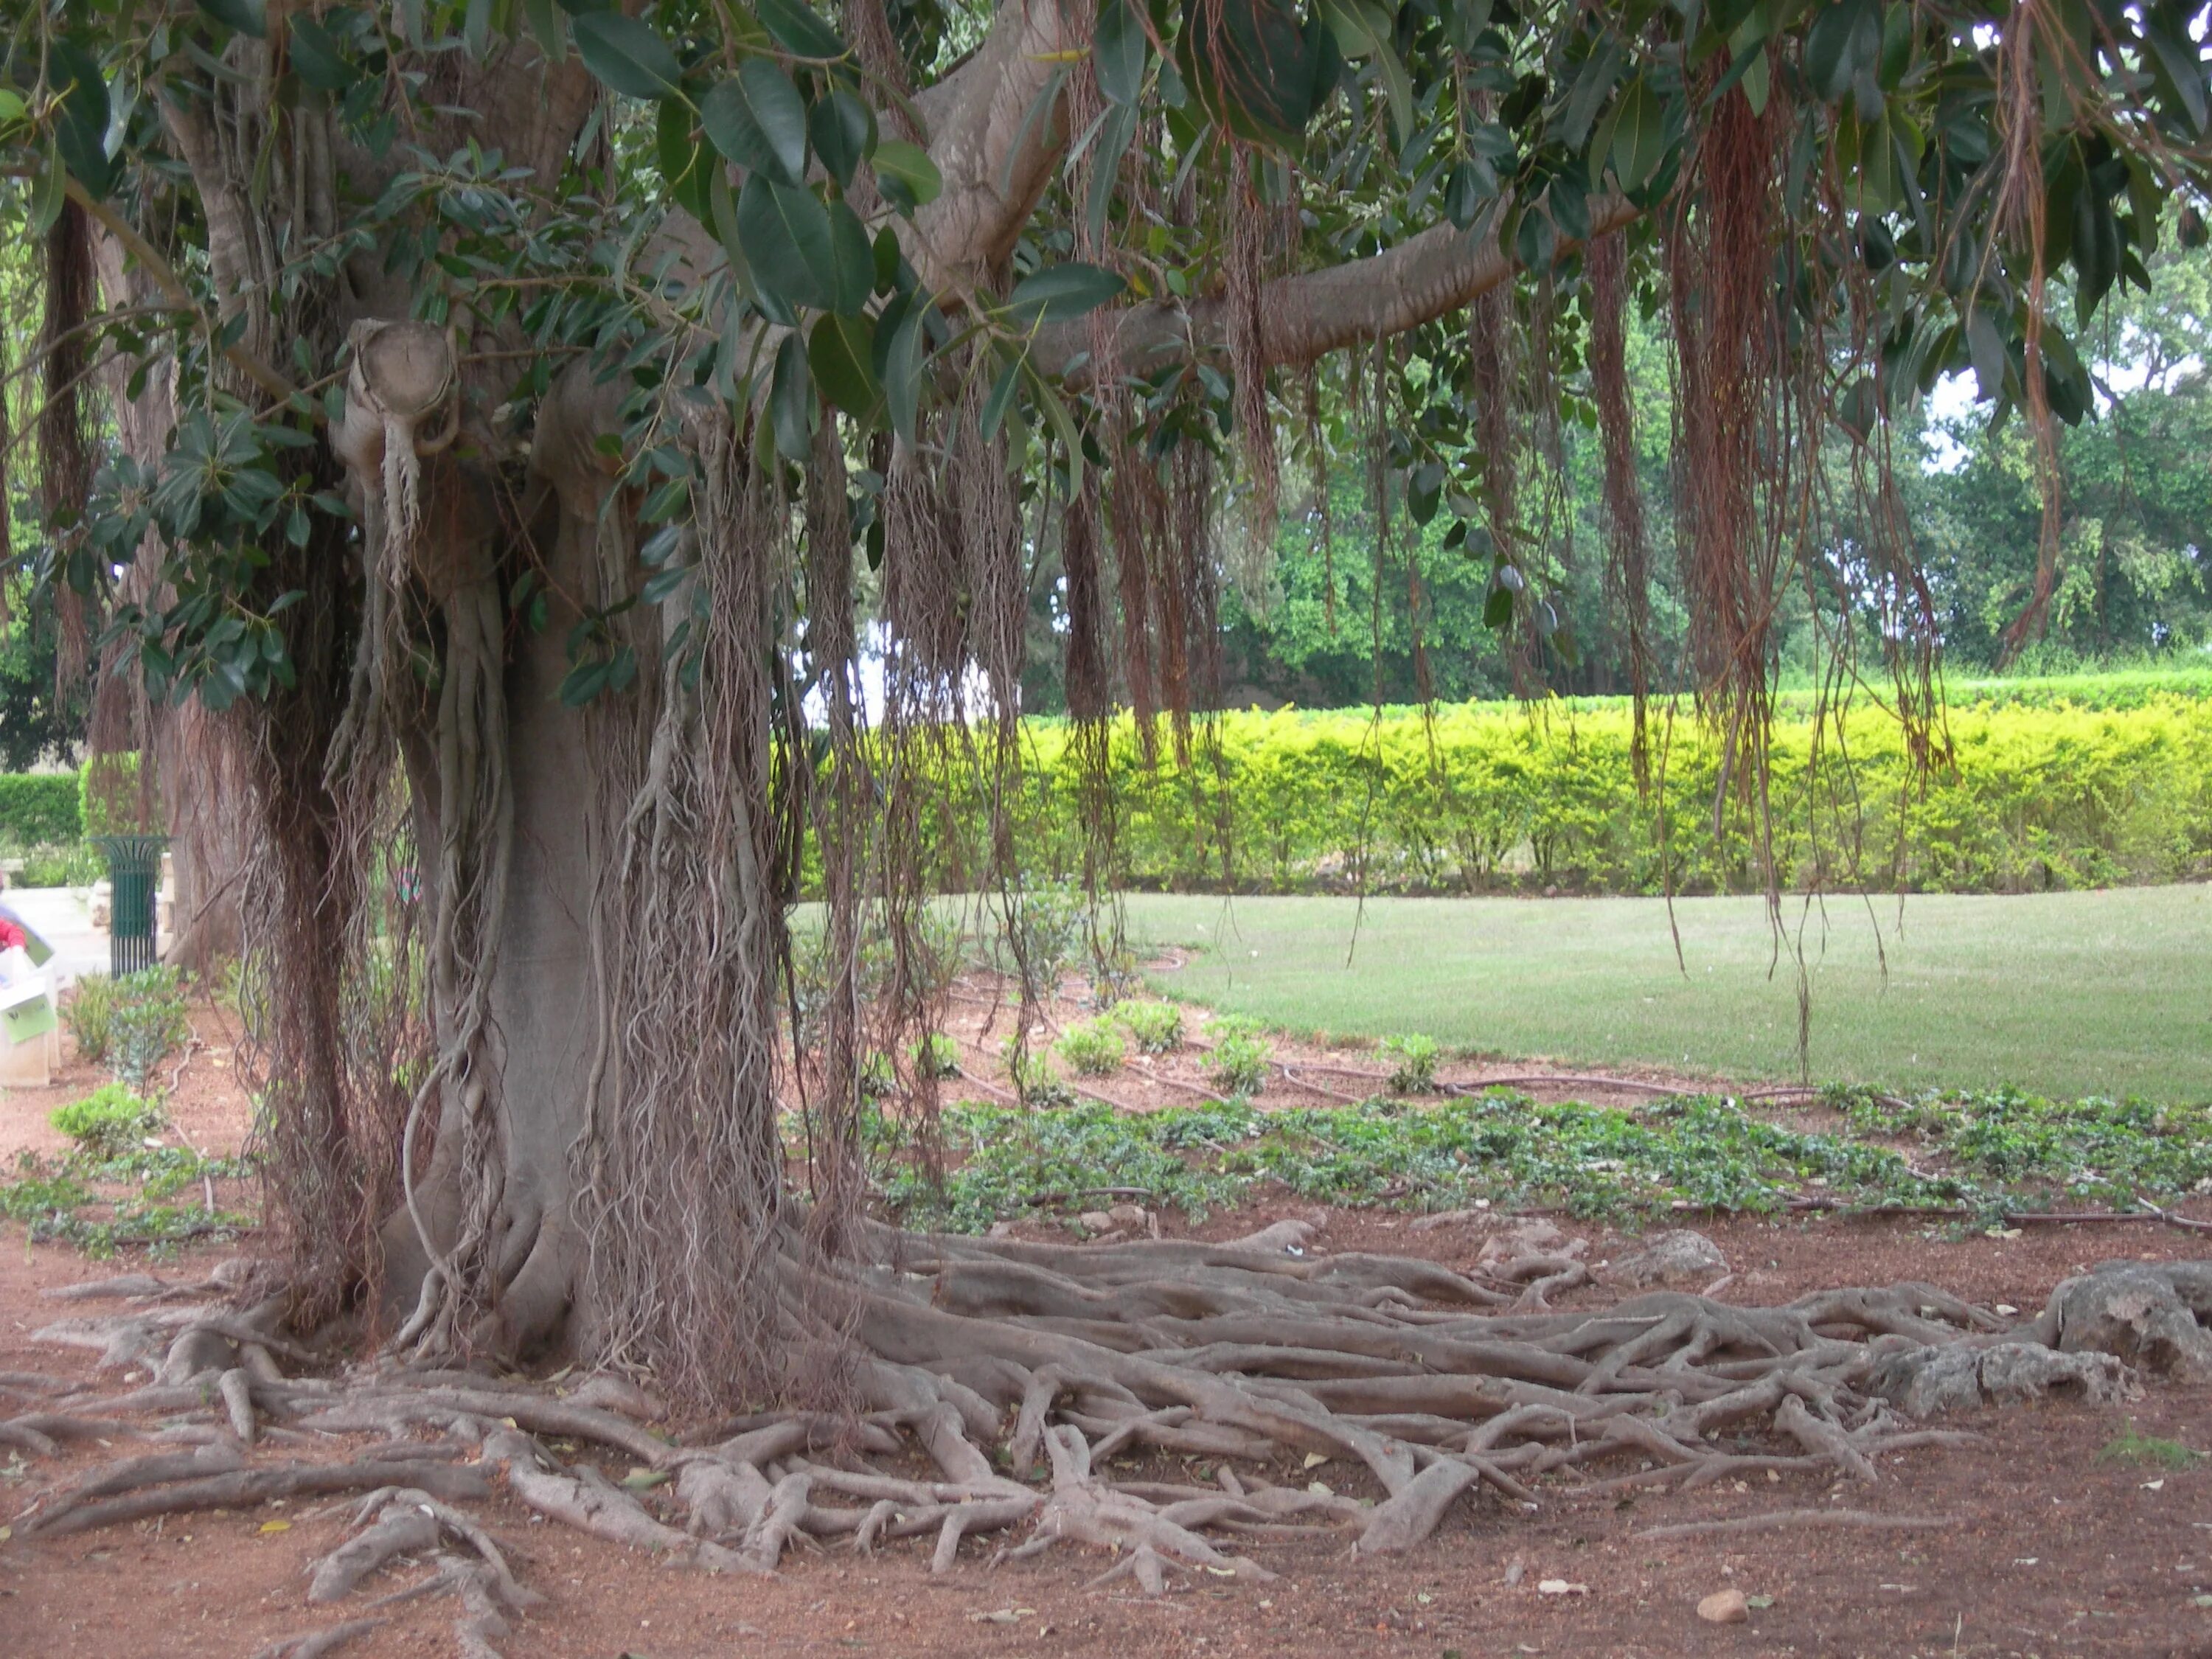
{"left": 1055, "top": 1019, "right": 1126, "bottom": 1077}
{"left": 2098, "top": 1422, "right": 2204, "bottom": 1470}
{"left": 1111, "top": 999, "right": 1183, "bottom": 1054}
{"left": 912, "top": 1032, "right": 961, "bottom": 1079}
{"left": 61, "top": 974, "right": 118, "bottom": 1065}
{"left": 1203, "top": 1018, "right": 1270, "bottom": 1097}
{"left": 1002, "top": 1034, "right": 1075, "bottom": 1108}
{"left": 993, "top": 877, "right": 1088, "bottom": 993}
{"left": 107, "top": 966, "right": 194, "bottom": 1090}
{"left": 1379, "top": 1033, "right": 1440, "bottom": 1093}
{"left": 858, "top": 1051, "right": 899, "bottom": 1099}
{"left": 49, "top": 1084, "right": 166, "bottom": 1158}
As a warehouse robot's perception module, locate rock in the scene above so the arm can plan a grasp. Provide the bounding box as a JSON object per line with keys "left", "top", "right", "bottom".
{"left": 1076, "top": 1210, "right": 1115, "bottom": 1234}
{"left": 1227, "top": 1218, "right": 1319, "bottom": 1254}
{"left": 1697, "top": 1588, "right": 1750, "bottom": 1624}
{"left": 1868, "top": 1340, "right": 2138, "bottom": 1419}
{"left": 1612, "top": 1229, "right": 1727, "bottom": 1288}
{"left": 1478, "top": 1220, "right": 1568, "bottom": 1267}
{"left": 2046, "top": 1266, "right": 2212, "bottom": 1380}
{"left": 1106, "top": 1202, "right": 1148, "bottom": 1228}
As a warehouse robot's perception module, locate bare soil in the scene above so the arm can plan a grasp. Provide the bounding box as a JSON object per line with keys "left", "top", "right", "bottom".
{"left": 4, "top": 1004, "right": 2211, "bottom": 1657}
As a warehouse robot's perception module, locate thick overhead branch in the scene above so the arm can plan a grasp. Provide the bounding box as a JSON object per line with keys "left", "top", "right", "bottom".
{"left": 909, "top": 0, "right": 1084, "bottom": 292}
{"left": 1032, "top": 193, "right": 1641, "bottom": 384}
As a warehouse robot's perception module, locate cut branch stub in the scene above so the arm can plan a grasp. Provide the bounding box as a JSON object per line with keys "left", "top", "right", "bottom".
{"left": 333, "top": 319, "right": 459, "bottom": 577}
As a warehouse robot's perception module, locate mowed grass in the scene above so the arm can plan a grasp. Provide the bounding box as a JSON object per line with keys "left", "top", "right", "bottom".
{"left": 1122, "top": 884, "right": 2212, "bottom": 1102}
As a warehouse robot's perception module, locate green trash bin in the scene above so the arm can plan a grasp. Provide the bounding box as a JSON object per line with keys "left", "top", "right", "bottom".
{"left": 92, "top": 835, "right": 168, "bottom": 977}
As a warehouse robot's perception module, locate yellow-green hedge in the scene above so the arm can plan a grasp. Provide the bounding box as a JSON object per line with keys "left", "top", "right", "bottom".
{"left": 947, "top": 695, "right": 2212, "bottom": 895}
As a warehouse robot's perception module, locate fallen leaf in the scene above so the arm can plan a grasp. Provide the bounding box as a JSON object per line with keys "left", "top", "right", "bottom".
{"left": 1307, "top": 1480, "right": 1334, "bottom": 1498}
{"left": 1745, "top": 1594, "right": 1775, "bottom": 1610}
{"left": 1537, "top": 1579, "right": 1587, "bottom": 1596}
{"left": 257, "top": 1519, "right": 291, "bottom": 1534}
{"left": 2146, "top": 1479, "right": 2168, "bottom": 1492}
{"left": 1302, "top": 1453, "right": 1329, "bottom": 1470}
{"left": 2193, "top": 1593, "right": 2212, "bottom": 1609}
{"left": 966, "top": 1607, "right": 1036, "bottom": 1624}
{"left": 1994, "top": 1303, "right": 2019, "bottom": 1316}
{"left": 621, "top": 1467, "right": 670, "bottom": 1491}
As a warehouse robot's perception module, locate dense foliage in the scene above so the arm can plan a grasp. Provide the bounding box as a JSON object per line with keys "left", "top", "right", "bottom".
{"left": 931, "top": 689, "right": 2212, "bottom": 893}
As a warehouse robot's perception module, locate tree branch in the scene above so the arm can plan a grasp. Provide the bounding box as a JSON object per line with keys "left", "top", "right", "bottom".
{"left": 1032, "top": 194, "right": 1641, "bottom": 385}
{"left": 64, "top": 178, "right": 301, "bottom": 407}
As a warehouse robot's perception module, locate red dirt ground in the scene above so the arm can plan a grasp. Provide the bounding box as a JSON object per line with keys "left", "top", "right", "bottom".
{"left": 4, "top": 1004, "right": 2211, "bottom": 1658}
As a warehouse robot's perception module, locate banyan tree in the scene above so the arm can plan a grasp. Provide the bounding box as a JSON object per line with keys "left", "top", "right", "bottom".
{"left": 7, "top": 0, "right": 2212, "bottom": 1621}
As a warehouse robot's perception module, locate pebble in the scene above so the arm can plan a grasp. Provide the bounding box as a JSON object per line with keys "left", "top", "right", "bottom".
{"left": 1697, "top": 1588, "right": 1750, "bottom": 1624}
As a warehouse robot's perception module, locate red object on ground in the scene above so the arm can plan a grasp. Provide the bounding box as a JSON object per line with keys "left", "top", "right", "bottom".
{"left": 0, "top": 918, "right": 24, "bottom": 951}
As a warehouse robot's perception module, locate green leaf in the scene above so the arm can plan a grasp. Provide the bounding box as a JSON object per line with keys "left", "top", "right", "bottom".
{"left": 28, "top": 141, "right": 64, "bottom": 237}
{"left": 701, "top": 61, "right": 809, "bottom": 187}
{"left": 809, "top": 313, "right": 880, "bottom": 419}
{"left": 880, "top": 297, "right": 927, "bottom": 444}
{"left": 826, "top": 200, "right": 874, "bottom": 316}
{"left": 1004, "top": 262, "right": 1126, "bottom": 325}
{"left": 1556, "top": 35, "right": 1624, "bottom": 153}
{"left": 810, "top": 88, "right": 875, "bottom": 189}
{"left": 47, "top": 43, "right": 114, "bottom": 197}
{"left": 559, "top": 658, "right": 613, "bottom": 707}
{"left": 752, "top": 0, "right": 847, "bottom": 60}
{"left": 1318, "top": 0, "right": 1412, "bottom": 147}
{"left": 979, "top": 352, "right": 1023, "bottom": 441}
{"left": 1483, "top": 584, "right": 1514, "bottom": 629}
{"left": 1095, "top": 0, "right": 1149, "bottom": 106}
{"left": 569, "top": 11, "right": 684, "bottom": 101}
{"left": 736, "top": 175, "right": 840, "bottom": 313}
{"left": 522, "top": 0, "right": 566, "bottom": 61}
{"left": 196, "top": 0, "right": 266, "bottom": 37}
{"left": 771, "top": 331, "right": 817, "bottom": 462}
{"left": 871, "top": 139, "right": 942, "bottom": 210}
{"left": 1601, "top": 72, "right": 1666, "bottom": 192}
{"left": 1804, "top": 0, "right": 1880, "bottom": 106}
{"left": 1085, "top": 102, "right": 1141, "bottom": 244}
{"left": 2071, "top": 184, "right": 2122, "bottom": 319}
{"left": 2143, "top": 19, "right": 2208, "bottom": 137}
{"left": 288, "top": 16, "right": 357, "bottom": 91}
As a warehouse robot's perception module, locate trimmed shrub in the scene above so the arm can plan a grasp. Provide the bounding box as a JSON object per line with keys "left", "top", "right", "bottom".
{"left": 0, "top": 774, "right": 81, "bottom": 845}
{"left": 922, "top": 692, "right": 2212, "bottom": 897}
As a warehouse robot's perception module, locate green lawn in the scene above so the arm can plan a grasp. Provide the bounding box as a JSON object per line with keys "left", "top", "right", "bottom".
{"left": 1122, "top": 884, "right": 2212, "bottom": 1102}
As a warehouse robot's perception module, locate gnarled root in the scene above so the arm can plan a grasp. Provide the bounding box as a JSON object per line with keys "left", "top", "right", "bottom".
{"left": 10, "top": 1243, "right": 2202, "bottom": 1604}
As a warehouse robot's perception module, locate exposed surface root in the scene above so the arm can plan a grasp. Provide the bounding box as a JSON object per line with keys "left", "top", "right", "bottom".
{"left": 1635, "top": 1508, "right": 1961, "bottom": 1541}
{"left": 10, "top": 1241, "right": 2202, "bottom": 1622}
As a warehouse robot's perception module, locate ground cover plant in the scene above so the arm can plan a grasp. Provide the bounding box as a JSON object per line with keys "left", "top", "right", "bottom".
{"left": 3, "top": 1078, "right": 248, "bottom": 1256}
{"left": 872, "top": 1086, "right": 2212, "bottom": 1237}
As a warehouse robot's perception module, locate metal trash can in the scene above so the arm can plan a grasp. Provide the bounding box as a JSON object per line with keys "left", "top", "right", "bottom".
{"left": 91, "top": 835, "right": 167, "bottom": 976}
